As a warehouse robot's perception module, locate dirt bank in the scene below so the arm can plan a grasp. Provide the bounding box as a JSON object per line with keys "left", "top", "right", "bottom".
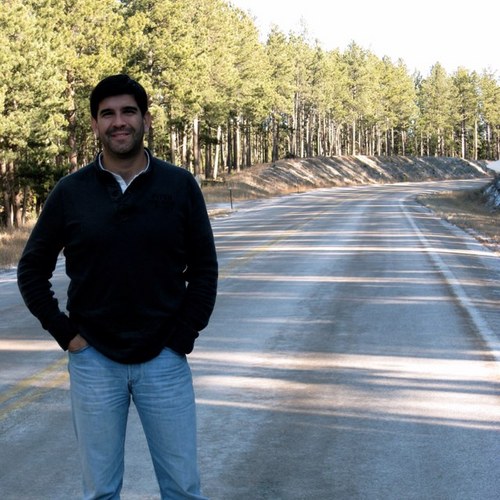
{"left": 203, "top": 155, "right": 492, "bottom": 203}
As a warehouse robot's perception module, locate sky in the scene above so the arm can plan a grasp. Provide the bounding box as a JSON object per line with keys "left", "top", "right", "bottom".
{"left": 230, "top": 0, "right": 499, "bottom": 77}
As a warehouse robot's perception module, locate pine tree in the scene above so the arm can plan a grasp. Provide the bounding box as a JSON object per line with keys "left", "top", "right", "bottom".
{"left": 478, "top": 72, "right": 500, "bottom": 159}
{"left": 417, "top": 63, "right": 457, "bottom": 156}
{"left": 452, "top": 68, "right": 481, "bottom": 159}
{"left": 0, "top": 0, "right": 66, "bottom": 226}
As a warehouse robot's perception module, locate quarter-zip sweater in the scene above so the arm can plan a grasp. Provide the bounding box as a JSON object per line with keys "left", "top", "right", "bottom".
{"left": 17, "top": 152, "right": 218, "bottom": 364}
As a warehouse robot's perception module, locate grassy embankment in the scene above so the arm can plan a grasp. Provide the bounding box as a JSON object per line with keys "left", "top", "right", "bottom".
{"left": 417, "top": 188, "right": 499, "bottom": 251}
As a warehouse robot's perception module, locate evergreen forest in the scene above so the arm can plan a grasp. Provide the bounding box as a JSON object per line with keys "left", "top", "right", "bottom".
{"left": 2, "top": 0, "right": 500, "bottom": 227}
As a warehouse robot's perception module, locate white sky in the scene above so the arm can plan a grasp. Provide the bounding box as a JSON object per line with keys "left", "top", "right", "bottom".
{"left": 230, "top": 0, "right": 499, "bottom": 77}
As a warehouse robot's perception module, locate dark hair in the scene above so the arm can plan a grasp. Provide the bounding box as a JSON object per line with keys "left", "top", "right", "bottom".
{"left": 90, "top": 74, "right": 148, "bottom": 119}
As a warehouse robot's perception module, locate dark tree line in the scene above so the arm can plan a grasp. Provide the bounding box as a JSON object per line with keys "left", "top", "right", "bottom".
{"left": 2, "top": 0, "right": 500, "bottom": 227}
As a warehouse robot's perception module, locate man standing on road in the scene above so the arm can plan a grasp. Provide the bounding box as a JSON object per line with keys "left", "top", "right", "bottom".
{"left": 17, "top": 74, "right": 218, "bottom": 499}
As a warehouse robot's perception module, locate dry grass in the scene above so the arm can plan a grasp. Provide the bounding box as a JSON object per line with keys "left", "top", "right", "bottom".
{"left": 0, "top": 223, "right": 33, "bottom": 270}
{"left": 417, "top": 188, "right": 499, "bottom": 251}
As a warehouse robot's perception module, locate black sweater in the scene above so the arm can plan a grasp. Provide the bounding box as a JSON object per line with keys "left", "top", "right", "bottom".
{"left": 17, "top": 152, "right": 218, "bottom": 364}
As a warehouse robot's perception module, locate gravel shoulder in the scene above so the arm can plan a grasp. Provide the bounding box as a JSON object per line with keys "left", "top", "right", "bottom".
{"left": 417, "top": 187, "right": 499, "bottom": 254}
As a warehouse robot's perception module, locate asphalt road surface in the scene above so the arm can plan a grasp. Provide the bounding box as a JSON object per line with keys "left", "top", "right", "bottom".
{"left": 1, "top": 179, "right": 499, "bottom": 499}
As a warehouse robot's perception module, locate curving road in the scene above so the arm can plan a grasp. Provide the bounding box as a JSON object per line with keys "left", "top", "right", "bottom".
{"left": 1, "top": 179, "right": 499, "bottom": 499}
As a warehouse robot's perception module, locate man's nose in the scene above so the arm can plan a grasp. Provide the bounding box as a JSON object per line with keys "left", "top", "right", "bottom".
{"left": 112, "top": 112, "right": 127, "bottom": 127}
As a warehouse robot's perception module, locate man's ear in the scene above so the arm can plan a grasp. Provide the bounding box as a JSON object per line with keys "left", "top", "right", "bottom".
{"left": 144, "top": 111, "right": 152, "bottom": 133}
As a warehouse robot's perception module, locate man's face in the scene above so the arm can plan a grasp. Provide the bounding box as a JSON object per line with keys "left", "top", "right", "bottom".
{"left": 91, "top": 94, "right": 151, "bottom": 158}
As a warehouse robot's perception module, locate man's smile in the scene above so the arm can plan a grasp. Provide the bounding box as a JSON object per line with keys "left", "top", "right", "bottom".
{"left": 109, "top": 129, "right": 132, "bottom": 139}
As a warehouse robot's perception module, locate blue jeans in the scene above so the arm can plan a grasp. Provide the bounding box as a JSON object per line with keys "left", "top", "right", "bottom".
{"left": 68, "top": 346, "right": 207, "bottom": 500}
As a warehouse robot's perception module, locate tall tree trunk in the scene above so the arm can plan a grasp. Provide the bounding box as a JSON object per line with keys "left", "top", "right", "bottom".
{"left": 461, "top": 119, "right": 466, "bottom": 158}
{"left": 21, "top": 185, "right": 29, "bottom": 225}
{"left": 1, "top": 161, "right": 11, "bottom": 227}
{"left": 182, "top": 126, "right": 189, "bottom": 168}
{"left": 304, "top": 116, "right": 310, "bottom": 157}
{"left": 2, "top": 162, "right": 18, "bottom": 228}
{"left": 293, "top": 93, "right": 299, "bottom": 157}
{"left": 147, "top": 125, "right": 155, "bottom": 156}
{"left": 170, "top": 125, "right": 177, "bottom": 164}
{"left": 234, "top": 116, "right": 241, "bottom": 172}
{"left": 473, "top": 119, "right": 478, "bottom": 160}
{"left": 246, "top": 121, "right": 252, "bottom": 167}
{"left": 485, "top": 123, "right": 491, "bottom": 159}
{"left": 213, "top": 125, "right": 222, "bottom": 179}
{"left": 226, "top": 118, "right": 233, "bottom": 173}
{"left": 193, "top": 116, "right": 200, "bottom": 177}
{"left": 205, "top": 137, "right": 212, "bottom": 180}
{"left": 352, "top": 120, "right": 356, "bottom": 155}
{"left": 66, "top": 71, "right": 78, "bottom": 173}
{"left": 272, "top": 115, "right": 279, "bottom": 162}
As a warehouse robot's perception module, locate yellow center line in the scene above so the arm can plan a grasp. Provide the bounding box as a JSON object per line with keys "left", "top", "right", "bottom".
{"left": 0, "top": 356, "right": 68, "bottom": 421}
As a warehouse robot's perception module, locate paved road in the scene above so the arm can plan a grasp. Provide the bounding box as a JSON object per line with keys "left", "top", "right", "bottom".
{"left": 1, "top": 179, "right": 499, "bottom": 499}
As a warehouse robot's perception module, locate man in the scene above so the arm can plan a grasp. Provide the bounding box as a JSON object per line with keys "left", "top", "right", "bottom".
{"left": 17, "top": 74, "right": 218, "bottom": 499}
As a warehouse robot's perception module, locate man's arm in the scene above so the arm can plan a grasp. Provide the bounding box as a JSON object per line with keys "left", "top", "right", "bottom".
{"left": 167, "top": 178, "right": 218, "bottom": 354}
{"left": 17, "top": 183, "right": 79, "bottom": 350}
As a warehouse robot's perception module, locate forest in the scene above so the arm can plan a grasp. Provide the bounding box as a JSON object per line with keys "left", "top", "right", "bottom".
{"left": 2, "top": 0, "right": 500, "bottom": 227}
